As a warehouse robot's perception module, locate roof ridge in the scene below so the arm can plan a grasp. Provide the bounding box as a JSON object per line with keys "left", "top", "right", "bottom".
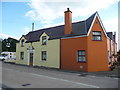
{"left": 26, "top": 12, "right": 97, "bottom": 36}
{"left": 28, "top": 25, "right": 64, "bottom": 33}
{"left": 23, "top": 12, "right": 98, "bottom": 42}
{"left": 28, "top": 20, "right": 86, "bottom": 34}
{"left": 86, "top": 12, "right": 97, "bottom": 20}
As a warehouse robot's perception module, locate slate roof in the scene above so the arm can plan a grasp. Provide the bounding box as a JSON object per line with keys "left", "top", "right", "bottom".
{"left": 107, "top": 32, "right": 113, "bottom": 40}
{"left": 23, "top": 12, "right": 97, "bottom": 42}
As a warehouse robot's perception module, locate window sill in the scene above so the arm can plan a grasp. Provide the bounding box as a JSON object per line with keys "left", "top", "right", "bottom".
{"left": 41, "top": 59, "right": 46, "bottom": 61}
{"left": 42, "top": 44, "right": 46, "bottom": 45}
{"left": 92, "top": 40, "right": 102, "bottom": 41}
{"left": 42, "top": 60, "right": 46, "bottom": 62}
{"left": 77, "top": 61, "right": 86, "bottom": 63}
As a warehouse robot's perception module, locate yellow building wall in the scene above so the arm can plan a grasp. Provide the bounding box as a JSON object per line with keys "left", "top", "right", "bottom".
{"left": 33, "top": 33, "right": 60, "bottom": 68}
{"left": 15, "top": 33, "right": 60, "bottom": 68}
{"left": 16, "top": 36, "right": 30, "bottom": 65}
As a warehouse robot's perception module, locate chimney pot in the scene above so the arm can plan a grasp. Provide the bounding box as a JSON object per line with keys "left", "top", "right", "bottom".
{"left": 64, "top": 8, "right": 72, "bottom": 35}
{"left": 67, "top": 8, "right": 69, "bottom": 11}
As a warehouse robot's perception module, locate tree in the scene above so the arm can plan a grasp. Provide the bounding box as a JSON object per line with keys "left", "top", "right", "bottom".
{"left": 0, "top": 38, "right": 3, "bottom": 55}
{"left": 2, "top": 37, "right": 19, "bottom": 52}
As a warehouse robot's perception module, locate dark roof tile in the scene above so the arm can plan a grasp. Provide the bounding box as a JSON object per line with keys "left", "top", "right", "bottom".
{"left": 107, "top": 32, "right": 113, "bottom": 40}
{"left": 24, "top": 12, "right": 97, "bottom": 42}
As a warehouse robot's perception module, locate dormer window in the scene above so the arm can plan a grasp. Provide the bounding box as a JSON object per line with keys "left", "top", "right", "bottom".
{"left": 21, "top": 39, "right": 24, "bottom": 47}
{"left": 92, "top": 31, "right": 102, "bottom": 41}
{"left": 42, "top": 36, "right": 46, "bottom": 45}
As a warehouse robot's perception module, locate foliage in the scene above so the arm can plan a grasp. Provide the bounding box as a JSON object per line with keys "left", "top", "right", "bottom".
{"left": 113, "top": 61, "right": 119, "bottom": 66}
{"left": 2, "top": 37, "right": 19, "bottom": 52}
{"left": 0, "top": 38, "right": 2, "bottom": 51}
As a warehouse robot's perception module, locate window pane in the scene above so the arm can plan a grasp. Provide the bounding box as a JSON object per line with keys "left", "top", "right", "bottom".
{"left": 95, "top": 36, "right": 98, "bottom": 40}
{"left": 78, "top": 50, "right": 86, "bottom": 62}
{"left": 78, "top": 51, "right": 85, "bottom": 55}
{"left": 42, "top": 36, "right": 46, "bottom": 45}
{"left": 93, "top": 36, "right": 101, "bottom": 40}
{"left": 43, "top": 36, "right": 46, "bottom": 39}
{"left": 82, "top": 56, "right": 86, "bottom": 61}
{"left": 43, "top": 55, "right": 46, "bottom": 59}
{"left": 78, "top": 56, "right": 82, "bottom": 61}
{"left": 43, "top": 40, "right": 46, "bottom": 43}
{"left": 42, "top": 51, "right": 46, "bottom": 61}
{"left": 93, "top": 31, "right": 101, "bottom": 35}
{"left": 81, "top": 51, "right": 85, "bottom": 55}
{"left": 96, "top": 36, "right": 101, "bottom": 40}
{"left": 20, "top": 52, "right": 24, "bottom": 60}
{"left": 21, "top": 40, "right": 24, "bottom": 47}
{"left": 92, "top": 31, "right": 102, "bottom": 40}
{"left": 78, "top": 51, "right": 82, "bottom": 55}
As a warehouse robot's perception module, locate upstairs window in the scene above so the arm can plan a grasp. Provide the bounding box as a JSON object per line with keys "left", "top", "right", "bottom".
{"left": 42, "top": 51, "right": 46, "bottom": 61}
{"left": 21, "top": 39, "right": 24, "bottom": 47}
{"left": 20, "top": 52, "right": 24, "bottom": 60}
{"left": 92, "top": 31, "right": 102, "bottom": 41}
{"left": 42, "top": 36, "right": 47, "bottom": 45}
{"left": 78, "top": 50, "right": 86, "bottom": 62}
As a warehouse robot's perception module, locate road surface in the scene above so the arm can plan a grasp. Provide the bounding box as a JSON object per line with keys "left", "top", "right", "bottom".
{"left": 1, "top": 62, "right": 119, "bottom": 88}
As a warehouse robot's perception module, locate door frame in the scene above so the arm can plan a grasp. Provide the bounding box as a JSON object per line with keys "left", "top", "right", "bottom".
{"left": 29, "top": 52, "right": 34, "bottom": 66}
{"left": 27, "top": 50, "right": 34, "bottom": 66}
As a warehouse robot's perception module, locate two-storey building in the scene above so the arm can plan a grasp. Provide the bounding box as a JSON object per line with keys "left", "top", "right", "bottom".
{"left": 15, "top": 8, "right": 117, "bottom": 72}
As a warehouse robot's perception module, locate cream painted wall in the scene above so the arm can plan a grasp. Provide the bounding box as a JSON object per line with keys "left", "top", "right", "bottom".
{"left": 16, "top": 36, "right": 31, "bottom": 65}
{"left": 16, "top": 33, "right": 60, "bottom": 68}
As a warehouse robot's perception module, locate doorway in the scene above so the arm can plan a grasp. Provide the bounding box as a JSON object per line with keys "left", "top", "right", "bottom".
{"left": 29, "top": 53, "right": 33, "bottom": 66}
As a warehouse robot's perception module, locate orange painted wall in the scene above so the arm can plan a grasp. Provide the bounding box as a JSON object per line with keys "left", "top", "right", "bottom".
{"left": 61, "top": 37, "right": 88, "bottom": 71}
{"left": 87, "top": 17, "right": 109, "bottom": 72}
{"left": 61, "top": 16, "right": 110, "bottom": 72}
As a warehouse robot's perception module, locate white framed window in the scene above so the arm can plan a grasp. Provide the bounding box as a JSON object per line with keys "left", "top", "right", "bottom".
{"left": 42, "top": 36, "right": 46, "bottom": 45}
{"left": 92, "top": 31, "right": 102, "bottom": 41}
{"left": 42, "top": 51, "right": 46, "bottom": 61}
{"left": 78, "top": 50, "right": 86, "bottom": 62}
{"left": 20, "top": 52, "right": 24, "bottom": 60}
{"left": 21, "top": 39, "right": 24, "bottom": 47}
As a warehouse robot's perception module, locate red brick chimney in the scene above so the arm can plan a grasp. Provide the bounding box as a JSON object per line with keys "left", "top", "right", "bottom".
{"left": 64, "top": 8, "right": 72, "bottom": 35}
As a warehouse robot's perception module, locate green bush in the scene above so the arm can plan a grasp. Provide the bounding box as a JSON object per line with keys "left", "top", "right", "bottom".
{"left": 113, "top": 61, "right": 119, "bottom": 66}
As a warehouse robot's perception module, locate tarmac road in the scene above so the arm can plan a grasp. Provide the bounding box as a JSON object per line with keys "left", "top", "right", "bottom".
{"left": 1, "top": 62, "right": 119, "bottom": 88}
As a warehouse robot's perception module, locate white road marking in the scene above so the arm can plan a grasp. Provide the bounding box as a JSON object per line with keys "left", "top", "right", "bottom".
{"left": 3, "top": 68, "right": 14, "bottom": 71}
{"left": 31, "top": 73, "right": 99, "bottom": 88}
{"left": 113, "top": 78, "right": 119, "bottom": 79}
{"left": 87, "top": 75, "right": 96, "bottom": 77}
{"left": 3, "top": 68, "right": 99, "bottom": 88}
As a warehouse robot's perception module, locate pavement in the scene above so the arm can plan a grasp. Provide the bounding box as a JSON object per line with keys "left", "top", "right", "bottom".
{"left": 1, "top": 61, "right": 119, "bottom": 88}
{"left": 5, "top": 61, "right": 119, "bottom": 78}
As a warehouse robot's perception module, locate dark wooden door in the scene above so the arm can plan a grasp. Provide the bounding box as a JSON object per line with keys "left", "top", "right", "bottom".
{"left": 29, "top": 53, "right": 33, "bottom": 66}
